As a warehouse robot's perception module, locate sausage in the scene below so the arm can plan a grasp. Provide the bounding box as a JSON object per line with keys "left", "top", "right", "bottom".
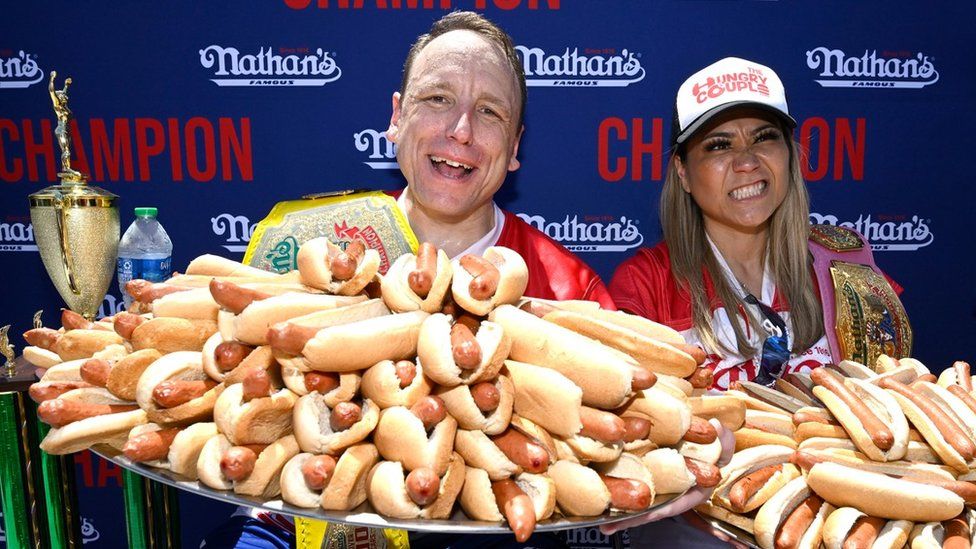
{"left": 622, "top": 416, "right": 651, "bottom": 442}
{"left": 779, "top": 373, "right": 820, "bottom": 403}
{"left": 209, "top": 279, "right": 271, "bottom": 314}
{"left": 125, "top": 279, "right": 152, "bottom": 301}
{"left": 491, "top": 479, "right": 536, "bottom": 543}
{"left": 220, "top": 445, "right": 261, "bottom": 481}
{"left": 130, "top": 281, "right": 190, "bottom": 303}
{"left": 37, "top": 399, "right": 138, "bottom": 428}
{"left": 955, "top": 361, "right": 973, "bottom": 392}
{"left": 904, "top": 477, "right": 976, "bottom": 505}
{"left": 672, "top": 343, "right": 707, "bottom": 365}
{"left": 80, "top": 358, "right": 111, "bottom": 387}
{"left": 579, "top": 406, "right": 626, "bottom": 443}
{"left": 394, "top": 360, "right": 417, "bottom": 389}
{"left": 948, "top": 384, "right": 976, "bottom": 415}
{"left": 944, "top": 516, "right": 971, "bottom": 549}
{"left": 214, "top": 341, "right": 255, "bottom": 372}
{"left": 811, "top": 368, "right": 894, "bottom": 451}
{"left": 122, "top": 428, "right": 181, "bottom": 462}
{"left": 61, "top": 309, "right": 94, "bottom": 331}
{"left": 329, "top": 240, "right": 365, "bottom": 281}
{"left": 688, "top": 366, "right": 714, "bottom": 389}
{"left": 304, "top": 372, "right": 340, "bottom": 394}
{"left": 792, "top": 409, "right": 837, "bottom": 426}
{"left": 518, "top": 300, "right": 556, "bottom": 318}
{"left": 789, "top": 450, "right": 825, "bottom": 472}
{"left": 242, "top": 369, "right": 273, "bottom": 401}
{"left": 28, "top": 381, "right": 95, "bottom": 403}
{"left": 842, "top": 516, "right": 885, "bottom": 549}
{"left": 113, "top": 312, "right": 147, "bottom": 339}
{"left": 459, "top": 255, "right": 500, "bottom": 300}
{"left": 330, "top": 401, "right": 363, "bottom": 432}
{"left": 600, "top": 475, "right": 652, "bottom": 511}
{"left": 491, "top": 428, "right": 550, "bottom": 473}
{"left": 728, "top": 464, "right": 783, "bottom": 512}
{"left": 23, "top": 328, "right": 61, "bottom": 351}
{"left": 152, "top": 379, "right": 217, "bottom": 408}
{"left": 405, "top": 467, "right": 440, "bottom": 506}
{"left": 885, "top": 378, "right": 976, "bottom": 461}
{"left": 470, "top": 381, "right": 500, "bottom": 413}
{"left": 916, "top": 373, "right": 938, "bottom": 384}
{"left": 682, "top": 416, "right": 718, "bottom": 445}
{"left": 773, "top": 495, "right": 823, "bottom": 549}
{"left": 450, "top": 323, "right": 482, "bottom": 369}
{"left": 410, "top": 396, "right": 447, "bottom": 432}
{"left": 300, "top": 454, "right": 337, "bottom": 491}
{"left": 683, "top": 457, "right": 720, "bottom": 488}
{"left": 407, "top": 242, "right": 437, "bottom": 298}
{"left": 266, "top": 323, "right": 320, "bottom": 355}
{"left": 630, "top": 368, "right": 657, "bottom": 391}
{"left": 454, "top": 313, "right": 482, "bottom": 334}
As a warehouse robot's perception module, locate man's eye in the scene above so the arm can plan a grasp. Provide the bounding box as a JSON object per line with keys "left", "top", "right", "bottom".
{"left": 425, "top": 95, "right": 447, "bottom": 104}
{"left": 480, "top": 106, "right": 500, "bottom": 118}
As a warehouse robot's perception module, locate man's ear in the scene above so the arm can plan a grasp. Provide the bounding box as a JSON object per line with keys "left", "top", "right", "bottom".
{"left": 507, "top": 125, "right": 525, "bottom": 172}
{"left": 387, "top": 92, "right": 402, "bottom": 142}
{"left": 675, "top": 155, "right": 690, "bottom": 193}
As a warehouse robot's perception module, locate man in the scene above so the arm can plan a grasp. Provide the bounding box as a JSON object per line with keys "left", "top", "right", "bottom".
{"left": 386, "top": 11, "right": 614, "bottom": 309}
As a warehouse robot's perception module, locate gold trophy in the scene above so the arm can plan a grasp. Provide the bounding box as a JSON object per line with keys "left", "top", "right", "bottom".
{"left": 28, "top": 72, "right": 119, "bottom": 320}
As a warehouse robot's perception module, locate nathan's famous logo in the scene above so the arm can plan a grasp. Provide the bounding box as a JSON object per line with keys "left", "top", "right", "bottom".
{"left": 354, "top": 128, "right": 398, "bottom": 170}
{"left": 691, "top": 66, "right": 770, "bottom": 105}
{"left": 810, "top": 212, "right": 933, "bottom": 251}
{"left": 515, "top": 46, "right": 644, "bottom": 87}
{"left": 98, "top": 294, "right": 127, "bottom": 319}
{"left": 0, "top": 220, "right": 37, "bottom": 251}
{"left": 212, "top": 213, "right": 257, "bottom": 252}
{"left": 517, "top": 213, "right": 643, "bottom": 252}
{"left": 199, "top": 46, "right": 341, "bottom": 86}
{"left": 0, "top": 50, "right": 43, "bottom": 89}
{"left": 806, "top": 47, "right": 939, "bottom": 88}
{"left": 333, "top": 220, "right": 391, "bottom": 272}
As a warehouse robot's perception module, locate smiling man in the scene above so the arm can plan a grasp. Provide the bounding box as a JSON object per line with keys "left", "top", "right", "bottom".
{"left": 387, "top": 11, "right": 614, "bottom": 308}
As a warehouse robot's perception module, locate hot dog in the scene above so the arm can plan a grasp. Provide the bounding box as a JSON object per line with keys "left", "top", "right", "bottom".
{"left": 753, "top": 477, "right": 834, "bottom": 549}
{"left": 491, "top": 427, "right": 551, "bottom": 474}
{"left": 360, "top": 359, "right": 433, "bottom": 409}
{"left": 233, "top": 292, "right": 372, "bottom": 347}
{"left": 416, "top": 313, "right": 511, "bottom": 387}
{"left": 213, "top": 380, "right": 297, "bottom": 446}
{"left": 459, "top": 468, "right": 555, "bottom": 542}
{"left": 296, "top": 236, "right": 380, "bottom": 296}
{"left": 435, "top": 375, "right": 515, "bottom": 435}
{"left": 123, "top": 427, "right": 181, "bottom": 462}
{"left": 373, "top": 402, "right": 458, "bottom": 477}
{"left": 113, "top": 312, "right": 147, "bottom": 340}
{"left": 209, "top": 279, "right": 271, "bottom": 315}
{"left": 129, "top": 317, "right": 217, "bottom": 354}
{"left": 196, "top": 433, "right": 299, "bottom": 498}
{"left": 381, "top": 243, "right": 454, "bottom": 313}
{"left": 451, "top": 247, "right": 528, "bottom": 316}
{"left": 279, "top": 444, "right": 379, "bottom": 510}
{"left": 136, "top": 351, "right": 225, "bottom": 425}
{"left": 292, "top": 392, "right": 378, "bottom": 455}
{"left": 37, "top": 387, "right": 149, "bottom": 455}
{"left": 366, "top": 453, "right": 466, "bottom": 520}
{"left": 712, "top": 445, "right": 800, "bottom": 514}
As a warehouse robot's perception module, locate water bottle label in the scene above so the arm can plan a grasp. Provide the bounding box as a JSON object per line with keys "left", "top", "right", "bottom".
{"left": 117, "top": 256, "right": 172, "bottom": 285}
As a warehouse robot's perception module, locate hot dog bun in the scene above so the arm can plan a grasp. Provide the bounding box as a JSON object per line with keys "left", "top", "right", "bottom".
{"left": 618, "top": 386, "right": 692, "bottom": 447}
{"left": 366, "top": 452, "right": 465, "bottom": 519}
{"left": 233, "top": 292, "right": 370, "bottom": 346}
{"left": 292, "top": 394, "right": 378, "bottom": 455}
{"left": 196, "top": 433, "right": 299, "bottom": 498}
{"left": 380, "top": 246, "right": 453, "bottom": 313}
{"left": 416, "top": 314, "right": 511, "bottom": 386}
{"left": 130, "top": 317, "right": 218, "bottom": 354}
{"left": 453, "top": 429, "right": 522, "bottom": 480}
{"left": 136, "top": 351, "right": 225, "bottom": 425}
{"left": 280, "top": 443, "right": 379, "bottom": 510}
{"left": 24, "top": 345, "right": 62, "bottom": 368}
{"left": 753, "top": 476, "right": 833, "bottom": 549}
{"left": 821, "top": 506, "right": 912, "bottom": 549}
{"left": 373, "top": 405, "right": 457, "bottom": 476}
{"left": 712, "top": 445, "right": 800, "bottom": 513}
{"left": 39, "top": 388, "right": 148, "bottom": 454}
{"left": 55, "top": 329, "right": 125, "bottom": 361}
{"left": 185, "top": 255, "right": 279, "bottom": 278}
{"left": 106, "top": 349, "right": 164, "bottom": 401}
{"left": 548, "top": 460, "right": 611, "bottom": 516}
{"left": 298, "top": 311, "right": 429, "bottom": 373}
{"left": 503, "top": 360, "right": 582, "bottom": 438}
{"left": 434, "top": 375, "right": 514, "bottom": 435}
{"left": 451, "top": 247, "right": 528, "bottom": 316}
{"left": 812, "top": 374, "right": 909, "bottom": 462}
{"left": 213, "top": 382, "right": 298, "bottom": 445}
{"left": 361, "top": 359, "right": 433, "bottom": 409}
{"left": 297, "top": 237, "right": 381, "bottom": 296}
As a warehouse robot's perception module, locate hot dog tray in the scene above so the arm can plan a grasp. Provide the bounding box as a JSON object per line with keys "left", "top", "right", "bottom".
{"left": 91, "top": 445, "right": 683, "bottom": 533}
{"left": 695, "top": 514, "right": 760, "bottom": 549}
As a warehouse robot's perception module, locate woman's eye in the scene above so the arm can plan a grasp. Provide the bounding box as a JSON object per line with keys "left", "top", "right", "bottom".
{"left": 704, "top": 139, "right": 731, "bottom": 151}
{"left": 755, "top": 129, "right": 782, "bottom": 143}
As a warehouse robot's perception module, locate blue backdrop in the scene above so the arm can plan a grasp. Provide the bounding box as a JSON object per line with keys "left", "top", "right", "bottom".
{"left": 1, "top": 1, "right": 973, "bottom": 546}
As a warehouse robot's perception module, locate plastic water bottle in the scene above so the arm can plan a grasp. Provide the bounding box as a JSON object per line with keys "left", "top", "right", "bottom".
{"left": 117, "top": 207, "right": 173, "bottom": 307}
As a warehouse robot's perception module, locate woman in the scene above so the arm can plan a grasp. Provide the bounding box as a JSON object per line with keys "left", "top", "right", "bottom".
{"left": 610, "top": 57, "right": 910, "bottom": 390}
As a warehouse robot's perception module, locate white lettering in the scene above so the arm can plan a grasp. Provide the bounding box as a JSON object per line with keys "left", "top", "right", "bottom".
{"left": 810, "top": 212, "right": 934, "bottom": 251}
{"left": 0, "top": 50, "right": 44, "bottom": 89}
{"left": 199, "top": 46, "right": 341, "bottom": 87}
{"left": 516, "top": 46, "right": 645, "bottom": 87}
{"left": 806, "top": 47, "right": 939, "bottom": 88}
{"left": 516, "top": 213, "right": 644, "bottom": 252}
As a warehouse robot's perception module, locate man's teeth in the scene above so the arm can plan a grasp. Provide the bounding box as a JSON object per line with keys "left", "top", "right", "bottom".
{"left": 430, "top": 156, "right": 473, "bottom": 170}
{"left": 730, "top": 181, "right": 767, "bottom": 200}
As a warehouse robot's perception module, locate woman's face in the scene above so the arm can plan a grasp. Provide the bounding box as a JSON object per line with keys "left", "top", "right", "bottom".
{"left": 677, "top": 108, "right": 791, "bottom": 236}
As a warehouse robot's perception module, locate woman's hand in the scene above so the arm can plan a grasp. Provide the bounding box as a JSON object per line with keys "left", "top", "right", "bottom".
{"left": 599, "top": 419, "right": 735, "bottom": 535}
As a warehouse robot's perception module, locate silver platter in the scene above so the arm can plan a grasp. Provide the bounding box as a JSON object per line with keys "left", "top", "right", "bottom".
{"left": 696, "top": 514, "right": 760, "bottom": 549}
{"left": 92, "top": 445, "right": 682, "bottom": 533}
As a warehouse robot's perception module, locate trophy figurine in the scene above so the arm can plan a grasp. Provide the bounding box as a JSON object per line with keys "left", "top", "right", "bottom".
{"left": 28, "top": 72, "right": 119, "bottom": 320}
{"left": 1, "top": 325, "right": 14, "bottom": 378}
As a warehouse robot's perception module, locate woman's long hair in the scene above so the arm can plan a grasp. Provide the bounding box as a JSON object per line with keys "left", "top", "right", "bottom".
{"left": 660, "top": 122, "right": 824, "bottom": 356}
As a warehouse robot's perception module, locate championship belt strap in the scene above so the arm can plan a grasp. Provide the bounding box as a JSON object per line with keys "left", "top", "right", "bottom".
{"left": 808, "top": 225, "right": 912, "bottom": 369}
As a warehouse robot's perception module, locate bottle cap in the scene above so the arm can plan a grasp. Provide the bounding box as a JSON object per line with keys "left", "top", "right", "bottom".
{"left": 134, "top": 207, "right": 158, "bottom": 218}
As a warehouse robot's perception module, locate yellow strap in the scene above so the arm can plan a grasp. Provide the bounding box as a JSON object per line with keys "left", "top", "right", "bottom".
{"left": 295, "top": 518, "right": 328, "bottom": 549}
{"left": 382, "top": 528, "right": 411, "bottom": 549}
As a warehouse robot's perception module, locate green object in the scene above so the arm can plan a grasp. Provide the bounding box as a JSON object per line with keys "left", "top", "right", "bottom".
{"left": 35, "top": 419, "right": 82, "bottom": 548}
{"left": 123, "top": 471, "right": 181, "bottom": 549}
{"left": 0, "top": 392, "right": 32, "bottom": 549}
{"left": 134, "top": 207, "right": 158, "bottom": 218}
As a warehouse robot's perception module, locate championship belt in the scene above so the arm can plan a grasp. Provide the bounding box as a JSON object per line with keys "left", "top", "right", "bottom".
{"left": 808, "top": 224, "right": 912, "bottom": 369}
{"left": 243, "top": 190, "right": 418, "bottom": 274}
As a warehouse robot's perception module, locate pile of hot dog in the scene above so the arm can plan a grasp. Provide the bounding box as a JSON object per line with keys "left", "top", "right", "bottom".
{"left": 695, "top": 358, "right": 976, "bottom": 548}
{"left": 24, "top": 240, "right": 727, "bottom": 541}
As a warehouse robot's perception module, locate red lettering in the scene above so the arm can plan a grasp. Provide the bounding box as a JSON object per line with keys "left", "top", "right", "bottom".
{"left": 0, "top": 119, "right": 23, "bottom": 182}
{"left": 800, "top": 117, "right": 830, "bottom": 181}
{"left": 185, "top": 117, "right": 216, "bottom": 182}
{"left": 219, "top": 118, "right": 253, "bottom": 181}
{"left": 283, "top": 0, "right": 313, "bottom": 7}
{"left": 631, "top": 117, "right": 662, "bottom": 181}
{"left": 598, "top": 117, "right": 627, "bottom": 182}
{"left": 168, "top": 118, "right": 184, "bottom": 181}
{"left": 476, "top": 0, "right": 560, "bottom": 7}
{"left": 96, "top": 454, "right": 123, "bottom": 488}
{"left": 90, "top": 118, "right": 135, "bottom": 181}
{"left": 135, "top": 118, "right": 165, "bottom": 181}
{"left": 22, "top": 119, "right": 57, "bottom": 182}
{"left": 387, "top": 0, "right": 450, "bottom": 7}
{"left": 74, "top": 451, "right": 95, "bottom": 487}
{"left": 834, "top": 117, "right": 865, "bottom": 181}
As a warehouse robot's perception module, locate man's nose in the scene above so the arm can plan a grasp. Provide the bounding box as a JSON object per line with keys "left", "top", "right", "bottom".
{"left": 447, "top": 109, "right": 473, "bottom": 145}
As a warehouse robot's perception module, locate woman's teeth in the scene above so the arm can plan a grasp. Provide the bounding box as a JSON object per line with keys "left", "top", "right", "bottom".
{"left": 730, "top": 181, "right": 767, "bottom": 200}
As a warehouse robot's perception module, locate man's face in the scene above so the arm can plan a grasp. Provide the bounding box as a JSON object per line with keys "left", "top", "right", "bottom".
{"left": 388, "top": 30, "right": 523, "bottom": 223}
